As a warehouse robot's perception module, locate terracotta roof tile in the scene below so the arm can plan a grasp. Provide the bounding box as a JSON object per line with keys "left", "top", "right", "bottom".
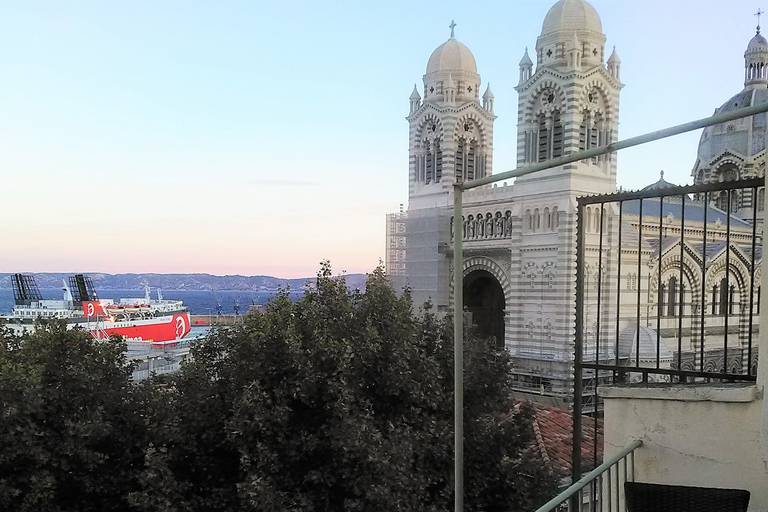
{"left": 511, "top": 400, "right": 604, "bottom": 477}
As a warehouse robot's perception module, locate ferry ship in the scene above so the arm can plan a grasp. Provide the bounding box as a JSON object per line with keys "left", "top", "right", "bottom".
{"left": 1, "top": 274, "right": 191, "bottom": 347}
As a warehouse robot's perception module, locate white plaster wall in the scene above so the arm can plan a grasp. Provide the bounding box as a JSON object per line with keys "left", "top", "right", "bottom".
{"left": 603, "top": 387, "right": 768, "bottom": 511}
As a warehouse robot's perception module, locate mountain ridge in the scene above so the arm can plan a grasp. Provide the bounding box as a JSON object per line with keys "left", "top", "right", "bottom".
{"left": 0, "top": 272, "right": 368, "bottom": 292}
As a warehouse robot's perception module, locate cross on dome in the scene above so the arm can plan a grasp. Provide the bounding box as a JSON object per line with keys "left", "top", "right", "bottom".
{"left": 450, "top": 20, "right": 457, "bottom": 38}
{"left": 756, "top": 8, "right": 764, "bottom": 33}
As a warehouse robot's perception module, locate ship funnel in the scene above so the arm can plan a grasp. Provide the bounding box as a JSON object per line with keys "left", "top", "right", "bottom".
{"left": 68, "top": 274, "right": 98, "bottom": 306}
{"left": 11, "top": 274, "right": 43, "bottom": 306}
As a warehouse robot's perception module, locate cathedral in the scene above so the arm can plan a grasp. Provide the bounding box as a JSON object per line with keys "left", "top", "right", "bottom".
{"left": 386, "top": 0, "right": 765, "bottom": 406}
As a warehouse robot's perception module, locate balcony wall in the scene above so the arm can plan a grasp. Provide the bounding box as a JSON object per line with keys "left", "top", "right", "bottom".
{"left": 602, "top": 383, "right": 767, "bottom": 510}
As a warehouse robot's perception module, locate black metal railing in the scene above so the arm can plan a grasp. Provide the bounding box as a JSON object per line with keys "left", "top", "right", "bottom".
{"left": 572, "top": 177, "right": 764, "bottom": 488}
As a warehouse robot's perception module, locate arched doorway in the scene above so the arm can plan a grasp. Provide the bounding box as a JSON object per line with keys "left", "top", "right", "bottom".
{"left": 463, "top": 270, "right": 505, "bottom": 348}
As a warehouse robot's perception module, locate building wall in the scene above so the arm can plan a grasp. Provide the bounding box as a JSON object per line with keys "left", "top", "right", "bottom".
{"left": 602, "top": 385, "right": 768, "bottom": 511}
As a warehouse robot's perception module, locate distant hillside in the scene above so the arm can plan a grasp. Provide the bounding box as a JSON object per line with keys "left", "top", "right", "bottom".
{"left": 0, "top": 272, "right": 368, "bottom": 292}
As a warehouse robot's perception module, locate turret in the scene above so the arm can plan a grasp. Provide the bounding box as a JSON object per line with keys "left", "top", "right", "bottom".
{"left": 519, "top": 48, "right": 533, "bottom": 84}
{"left": 445, "top": 73, "right": 457, "bottom": 104}
{"left": 409, "top": 84, "right": 421, "bottom": 113}
{"left": 607, "top": 46, "right": 621, "bottom": 81}
{"left": 482, "top": 83, "right": 495, "bottom": 112}
{"left": 567, "top": 32, "right": 582, "bottom": 70}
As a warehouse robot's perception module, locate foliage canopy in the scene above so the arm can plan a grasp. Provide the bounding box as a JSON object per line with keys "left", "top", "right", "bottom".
{"left": 0, "top": 263, "right": 557, "bottom": 511}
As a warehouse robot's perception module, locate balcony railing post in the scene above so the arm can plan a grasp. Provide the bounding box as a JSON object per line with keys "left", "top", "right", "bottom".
{"left": 453, "top": 184, "right": 464, "bottom": 512}
{"left": 572, "top": 201, "right": 586, "bottom": 504}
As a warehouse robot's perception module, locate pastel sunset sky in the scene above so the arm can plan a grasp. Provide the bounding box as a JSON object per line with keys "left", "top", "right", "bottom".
{"left": 0, "top": 0, "right": 762, "bottom": 277}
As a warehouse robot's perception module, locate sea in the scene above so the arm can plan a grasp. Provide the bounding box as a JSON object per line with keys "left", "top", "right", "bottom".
{"left": 0, "top": 288, "right": 304, "bottom": 316}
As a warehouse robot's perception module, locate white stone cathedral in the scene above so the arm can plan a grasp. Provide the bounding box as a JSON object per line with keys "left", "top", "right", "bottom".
{"left": 386, "top": 0, "right": 765, "bottom": 405}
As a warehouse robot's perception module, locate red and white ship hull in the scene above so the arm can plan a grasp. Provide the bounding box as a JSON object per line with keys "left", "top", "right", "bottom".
{"left": 83, "top": 312, "right": 191, "bottom": 348}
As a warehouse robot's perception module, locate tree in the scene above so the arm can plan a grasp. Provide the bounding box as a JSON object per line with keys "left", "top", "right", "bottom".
{"left": 0, "top": 263, "right": 558, "bottom": 511}
{"left": 0, "top": 322, "right": 144, "bottom": 512}
{"left": 161, "top": 262, "right": 557, "bottom": 510}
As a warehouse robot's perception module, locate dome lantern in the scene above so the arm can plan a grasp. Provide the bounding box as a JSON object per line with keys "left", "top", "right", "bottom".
{"left": 745, "top": 18, "right": 768, "bottom": 87}
{"left": 423, "top": 22, "right": 481, "bottom": 105}
{"left": 536, "top": 0, "right": 606, "bottom": 71}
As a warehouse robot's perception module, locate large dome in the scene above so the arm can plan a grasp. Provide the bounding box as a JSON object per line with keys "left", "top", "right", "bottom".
{"left": 540, "top": 0, "right": 602, "bottom": 36}
{"left": 426, "top": 38, "right": 477, "bottom": 75}
{"left": 696, "top": 88, "right": 768, "bottom": 165}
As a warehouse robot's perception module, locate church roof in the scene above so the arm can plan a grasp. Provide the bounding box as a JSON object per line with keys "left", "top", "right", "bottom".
{"left": 541, "top": 0, "right": 602, "bottom": 37}
{"left": 426, "top": 37, "right": 478, "bottom": 75}
{"left": 621, "top": 197, "right": 752, "bottom": 228}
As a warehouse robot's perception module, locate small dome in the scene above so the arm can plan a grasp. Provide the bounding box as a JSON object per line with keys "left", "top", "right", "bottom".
{"left": 618, "top": 326, "right": 673, "bottom": 363}
{"left": 410, "top": 84, "right": 421, "bottom": 100}
{"left": 747, "top": 31, "right": 768, "bottom": 53}
{"left": 541, "top": 0, "right": 602, "bottom": 37}
{"left": 482, "top": 84, "right": 494, "bottom": 100}
{"left": 607, "top": 45, "right": 621, "bottom": 64}
{"left": 519, "top": 47, "right": 533, "bottom": 67}
{"left": 642, "top": 171, "right": 677, "bottom": 191}
{"left": 426, "top": 38, "right": 477, "bottom": 75}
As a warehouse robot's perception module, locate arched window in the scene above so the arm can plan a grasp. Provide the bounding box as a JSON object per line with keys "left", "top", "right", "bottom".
{"left": 729, "top": 285, "right": 736, "bottom": 314}
{"left": 534, "top": 209, "right": 540, "bottom": 231}
{"left": 547, "top": 273, "right": 554, "bottom": 289}
{"left": 719, "top": 277, "right": 728, "bottom": 315}
{"left": 544, "top": 322, "right": 552, "bottom": 341}
{"left": 524, "top": 210, "right": 532, "bottom": 232}
{"left": 537, "top": 115, "right": 548, "bottom": 162}
{"left": 434, "top": 139, "right": 443, "bottom": 182}
{"left": 712, "top": 284, "right": 718, "bottom": 314}
{"left": 758, "top": 188, "right": 765, "bottom": 212}
{"left": 586, "top": 208, "right": 592, "bottom": 232}
{"left": 455, "top": 139, "right": 464, "bottom": 183}
{"left": 595, "top": 208, "right": 602, "bottom": 233}
{"left": 659, "top": 283, "right": 666, "bottom": 316}
{"left": 715, "top": 191, "right": 729, "bottom": 212}
{"left": 552, "top": 207, "right": 559, "bottom": 229}
{"left": 667, "top": 276, "right": 677, "bottom": 317}
{"left": 544, "top": 208, "right": 551, "bottom": 229}
{"left": 552, "top": 111, "right": 563, "bottom": 158}
{"left": 425, "top": 140, "right": 433, "bottom": 183}
{"left": 527, "top": 322, "right": 535, "bottom": 339}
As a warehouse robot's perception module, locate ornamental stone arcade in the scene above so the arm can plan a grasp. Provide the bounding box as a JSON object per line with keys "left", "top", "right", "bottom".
{"left": 386, "top": 0, "right": 764, "bottom": 405}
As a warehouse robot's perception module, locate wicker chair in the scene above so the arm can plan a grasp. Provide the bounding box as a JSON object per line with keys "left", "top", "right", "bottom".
{"left": 625, "top": 482, "right": 750, "bottom": 512}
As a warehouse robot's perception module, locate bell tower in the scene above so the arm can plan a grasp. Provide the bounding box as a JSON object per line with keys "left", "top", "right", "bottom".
{"left": 514, "top": 0, "right": 621, "bottom": 198}
{"left": 406, "top": 21, "right": 495, "bottom": 210}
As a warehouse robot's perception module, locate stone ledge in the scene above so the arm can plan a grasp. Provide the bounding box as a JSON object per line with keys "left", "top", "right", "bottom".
{"left": 599, "top": 383, "right": 760, "bottom": 403}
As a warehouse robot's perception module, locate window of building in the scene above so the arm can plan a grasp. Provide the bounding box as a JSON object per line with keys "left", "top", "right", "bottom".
{"left": 434, "top": 139, "right": 443, "bottom": 182}
{"left": 552, "top": 111, "right": 563, "bottom": 158}
{"left": 538, "top": 115, "right": 548, "bottom": 162}
{"left": 667, "top": 276, "right": 677, "bottom": 317}
{"left": 719, "top": 278, "right": 728, "bottom": 315}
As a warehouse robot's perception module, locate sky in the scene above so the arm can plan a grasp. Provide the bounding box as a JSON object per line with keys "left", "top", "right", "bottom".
{"left": 0, "top": 0, "right": 763, "bottom": 278}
